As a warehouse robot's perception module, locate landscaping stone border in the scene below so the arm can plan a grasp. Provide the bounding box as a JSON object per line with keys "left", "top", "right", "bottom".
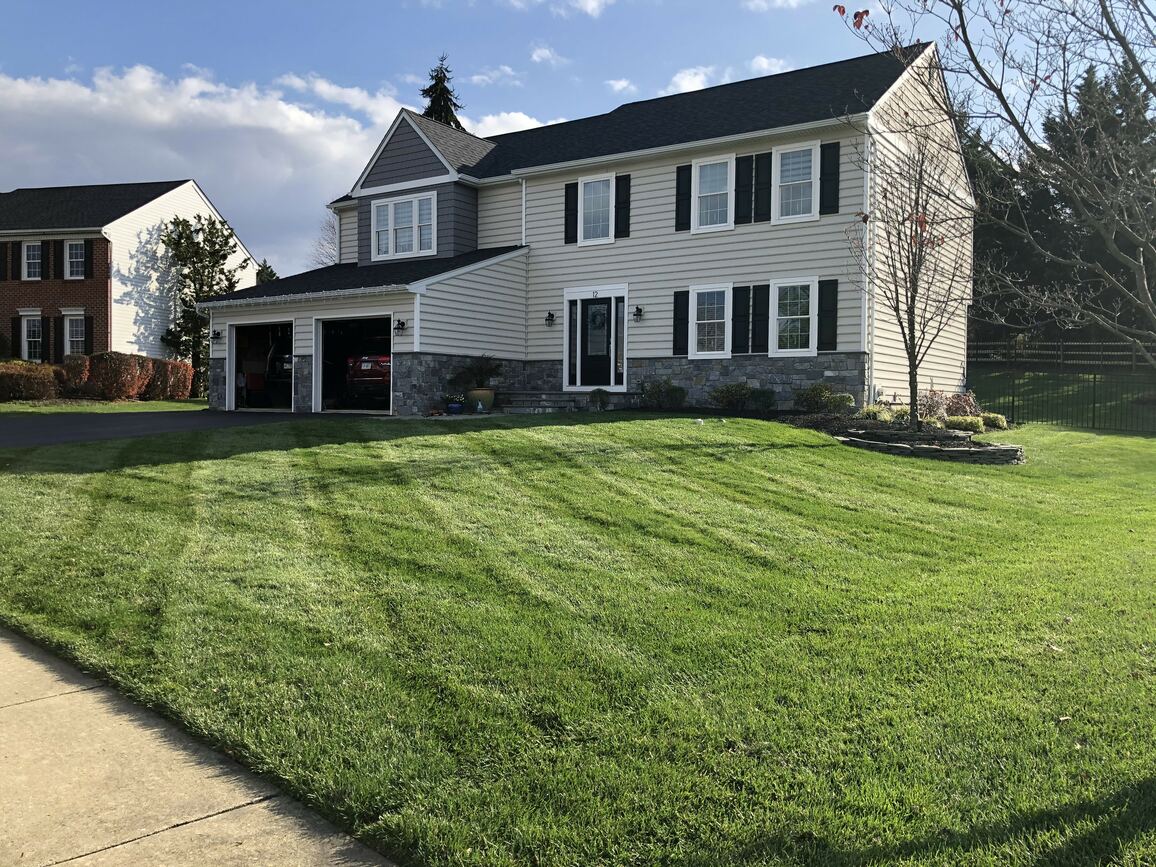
{"left": 835, "top": 430, "right": 1026, "bottom": 465}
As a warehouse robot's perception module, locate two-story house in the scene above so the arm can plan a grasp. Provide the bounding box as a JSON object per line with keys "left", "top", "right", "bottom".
{"left": 201, "top": 44, "right": 970, "bottom": 415}
{"left": 1, "top": 180, "right": 254, "bottom": 363}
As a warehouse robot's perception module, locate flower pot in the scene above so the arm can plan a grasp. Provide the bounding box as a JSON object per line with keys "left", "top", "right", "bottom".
{"left": 447, "top": 402, "right": 463, "bottom": 415}
{"left": 466, "top": 387, "right": 495, "bottom": 413}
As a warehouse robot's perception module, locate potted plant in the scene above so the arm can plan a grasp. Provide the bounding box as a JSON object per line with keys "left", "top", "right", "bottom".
{"left": 444, "top": 392, "right": 466, "bottom": 415}
{"left": 450, "top": 356, "right": 503, "bottom": 413}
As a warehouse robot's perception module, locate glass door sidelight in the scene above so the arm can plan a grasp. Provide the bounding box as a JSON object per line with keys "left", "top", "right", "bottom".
{"left": 564, "top": 287, "right": 627, "bottom": 389}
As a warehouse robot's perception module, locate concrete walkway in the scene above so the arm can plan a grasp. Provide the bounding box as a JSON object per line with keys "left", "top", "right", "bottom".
{"left": 0, "top": 628, "right": 391, "bottom": 866}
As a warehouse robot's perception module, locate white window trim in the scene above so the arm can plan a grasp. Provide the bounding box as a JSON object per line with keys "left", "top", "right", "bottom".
{"left": 770, "top": 276, "right": 820, "bottom": 358}
{"left": 576, "top": 173, "right": 616, "bottom": 247}
{"left": 561, "top": 284, "right": 629, "bottom": 393}
{"left": 690, "top": 155, "right": 736, "bottom": 235}
{"left": 64, "top": 239, "right": 86, "bottom": 280}
{"left": 369, "top": 191, "right": 438, "bottom": 262}
{"left": 63, "top": 314, "right": 86, "bottom": 356}
{"left": 688, "top": 283, "right": 733, "bottom": 360}
{"left": 21, "top": 241, "right": 42, "bottom": 281}
{"left": 771, "top": 141, "right": 821, "bottom": 225}
{"left": 21, "top": 314, "right": 43, "bottom": 362}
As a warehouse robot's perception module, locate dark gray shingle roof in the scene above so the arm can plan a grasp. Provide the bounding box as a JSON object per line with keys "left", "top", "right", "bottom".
{"left": 404, "top": 110, "right": 497, "bottom": 173}
{"left": 0, "top": 180, "right": 189, "bottom": 230}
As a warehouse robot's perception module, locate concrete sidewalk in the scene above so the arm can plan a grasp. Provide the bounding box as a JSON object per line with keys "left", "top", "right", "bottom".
{"left": 0, "top": 628, "right": 391, "bottom": 866}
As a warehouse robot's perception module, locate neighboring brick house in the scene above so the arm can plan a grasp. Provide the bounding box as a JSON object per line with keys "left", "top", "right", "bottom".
{"left": 0, "top": 180, "right": 254, "bottom": 363}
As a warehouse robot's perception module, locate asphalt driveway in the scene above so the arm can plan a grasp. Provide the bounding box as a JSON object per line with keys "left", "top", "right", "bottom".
{"left": 0, "top": 411, "right": 306, "bottom": 448}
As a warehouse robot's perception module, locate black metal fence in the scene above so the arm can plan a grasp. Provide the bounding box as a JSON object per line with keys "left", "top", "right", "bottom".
{"left": 968, "top": 367, "right": 1156, "bottom": 433}
{"left": 970, "top": 339, "right": 1156, "bottom": 371}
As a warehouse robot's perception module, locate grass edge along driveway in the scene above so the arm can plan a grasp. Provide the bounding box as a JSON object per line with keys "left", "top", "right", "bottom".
{"left": 1, "top": 415, "right": 1153, "bottom": 866}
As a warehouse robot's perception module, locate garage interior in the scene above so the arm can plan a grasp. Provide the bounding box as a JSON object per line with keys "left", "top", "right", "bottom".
{"left": 319, "top": 317, "right": 392, "bottom": 412}
{"left": 234, "top": 323, "right": 293, "bottom": 410}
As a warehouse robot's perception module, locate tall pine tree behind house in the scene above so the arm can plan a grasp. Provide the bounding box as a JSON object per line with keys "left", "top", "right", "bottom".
{"left": 421, "top": 54, "right": 465, "bottom": 130}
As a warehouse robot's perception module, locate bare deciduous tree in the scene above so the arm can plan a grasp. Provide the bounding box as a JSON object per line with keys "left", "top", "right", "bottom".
{"left": 309, "top": 210, "right": 339, "bottom": 269}
{"left": 838, "top": 0, "right": 1156, "bottom": 365}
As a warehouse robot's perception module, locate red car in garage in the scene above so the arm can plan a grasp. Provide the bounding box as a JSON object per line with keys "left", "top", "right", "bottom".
{"left": 345, "top": 352, "right": 391, "bottom": 397}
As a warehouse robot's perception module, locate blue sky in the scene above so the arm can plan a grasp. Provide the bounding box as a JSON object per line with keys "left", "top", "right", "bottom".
{"left": 0, "top": 0, "right": 876, "bottom": 272}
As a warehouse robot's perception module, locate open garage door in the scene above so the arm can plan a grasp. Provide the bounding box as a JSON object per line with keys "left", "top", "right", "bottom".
{"left": 319, "top": 317, "right": 392, "bottom": 412}
{"left": 234, "top": 323, "right": 292, "bottom": 410}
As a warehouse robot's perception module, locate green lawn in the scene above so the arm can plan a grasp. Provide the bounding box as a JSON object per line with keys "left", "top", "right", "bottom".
{"left": 0, "top": 398, "right": 208, "bottom": 415}
{"left": 1, "top": 415, "right": 1153, "bottom": 866}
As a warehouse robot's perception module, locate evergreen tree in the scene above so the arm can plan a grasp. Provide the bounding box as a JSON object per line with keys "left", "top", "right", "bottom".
{"left": 255, "top": 258, "right": 278, "bottom": 283}
{"left": 420, "top": 54, "right": 465, "bottom": 130}
{"left": 159, "top": 215, "right": 249, "bottom": 395}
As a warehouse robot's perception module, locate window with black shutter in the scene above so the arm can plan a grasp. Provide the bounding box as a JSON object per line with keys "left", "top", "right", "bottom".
{"left": 672, "top": 290, "right": 689, "bottom": 355}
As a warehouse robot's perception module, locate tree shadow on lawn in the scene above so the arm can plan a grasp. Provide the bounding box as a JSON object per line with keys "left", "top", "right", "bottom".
{"left": 705, "top": 777, "right": 1156, "bottom": 866}
{"left": 0, "top": 412, "right": 839, "bottom": 478}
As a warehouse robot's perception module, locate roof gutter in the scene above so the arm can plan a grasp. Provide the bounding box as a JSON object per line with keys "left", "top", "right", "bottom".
{"left": 197, "top": 283, "right": 410, "bottom": 311}
{"left": 0, "top": 227, "right": 104, "bottom": 237}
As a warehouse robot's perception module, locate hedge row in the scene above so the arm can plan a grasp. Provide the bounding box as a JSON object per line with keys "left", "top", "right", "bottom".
{"left": 0, "top": 352, "right": 193, "bottom": 402}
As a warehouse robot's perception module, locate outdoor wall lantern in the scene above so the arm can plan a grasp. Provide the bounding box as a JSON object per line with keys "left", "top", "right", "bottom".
{"left": 544, "top": 311, "right": 556, "bottom": 326}
{"left": 210, "top": 330, "right": 223, "bottom": 342}
{"left": 394, "top": 319, "right": 407, "bottom": 334}
{"left": 632, "top": 305, "right": 644, "bottom": 323}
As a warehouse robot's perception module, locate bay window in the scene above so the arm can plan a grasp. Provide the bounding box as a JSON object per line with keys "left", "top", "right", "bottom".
{"left": 371, "top": 192, "right": 436, "bottom": 260}
{"left": 691, "top": 155, "right": 734, "bottom": 233}
{"left": 773, "top": 142, "right": 820, "bottom": 223}
{"left": 689, "top": 284, "right": 732, "bottom": 358}
{"left": 772, "top": 277, "right": 818, "bottom": 356}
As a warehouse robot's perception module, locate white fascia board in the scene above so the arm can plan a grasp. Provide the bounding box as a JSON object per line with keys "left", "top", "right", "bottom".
{"left": 504, "top": 114, "right": 869, "bottom": 179}
{"left": 353, "top": 173, "right": 459, "bottom": 199}
{"left": 408, "top": 247, "right": 528, "bottom": 294}
{"left": 327, "top": 199, "right": 358, "bottom": 212}
{"left": 197, "top": 283, "right": 410, "bottom": 311}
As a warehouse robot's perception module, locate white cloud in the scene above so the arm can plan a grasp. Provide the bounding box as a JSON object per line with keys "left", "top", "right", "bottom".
{"left": 659, "top": 66, "right": 717, "bottom": 95}
{"left": 503, "top": 0, "right": 616, "bottom": 16}
{"left": 605, "top": 78, "right": 637, "bottom": 95}
{"left": 274, "top": 73, "right": 404, "bottom": 125}
{"left": 531, "top": 45, "right": 569, "bottom": 67}
{"left": 749, "top": 55, "right": 792, "bottom": 75}
{"left": 465, "top": 111, "right": 567, "bottom": 137}
{"left": 565, "top": 0, "right": 616, "bottom": 14}
{"left": 469, "top": 65, "right": 523, "bottom": 87}
{"left": 744, "top": 0, "right": 813, "bottom": 9}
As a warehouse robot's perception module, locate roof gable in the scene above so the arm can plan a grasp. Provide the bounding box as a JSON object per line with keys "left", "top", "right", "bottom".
{"left": 0, "top": 180, "right": 189, "bottom": 231}
{"left": 353, "top": 113, "right": 455, "bottom": 194}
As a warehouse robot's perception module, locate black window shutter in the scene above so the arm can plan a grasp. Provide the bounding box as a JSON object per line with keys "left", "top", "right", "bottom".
{"left": 675, "top": 165, "right": 692, "bottom": 232}
{"left": 731, "top": 286, "right": 751, "bottom": 354}
{"left": 0, "top": 242, "right": 7, "bottom": 281}
{"left": 734, "top": 156, "right": 754, "bottom": 225}
{"left": 11, "top": 242, "right": 22, "bottom": 280}
{"left": 84, "top": 239, "right": 95, "bottom": 279}
{"left": 672, "top": 290, "right": 689, "bottom": 356}
{"left": 54, "top": 316, "right": 65, "bottom": 362}
{"left": 53, "top": 240, "right": 65, "bottom": 280}
{"left": 754, "top": 153, "right": 773, "bottom": 223}
{"left": 40, "top": 241, "right": 51, "bottom": 278}
{"left": 751, "top": 284, "right": 770, "bottom": 353}
{"left": 83, "top": 316, "right": 94, "bottom": 355}
{"left": 819, "top": 142, "right": 841, "bottom": 215}
{"left": 10, "top": 317, "right": 20, "bottom": 352}
{"left": 818, "top": 279, "right": 839, "bottom": 351}
{"left": 614, "top": 174, "right": 631, "bottom": 239}
{"left": 564, "top": 183, "right": 578, "bottom": 244}
{"left": 40, "top": 317, "right": 50, "bottom": 359}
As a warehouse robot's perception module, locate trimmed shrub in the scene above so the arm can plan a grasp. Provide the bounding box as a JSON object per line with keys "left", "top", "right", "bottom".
{"left": 58, "top": 354, "right": 91, "bottom": 396}
{"left": 946, "top": 415, "right": 986, "bottom": 433}
{"left": 917, "top": 389, "right": 949, "bottom": 422}
{"left": 0, "top": 330, "right": 10, "bottom": 359}
{"left": 892, "top": 404, "right": 911, "bottom": 422}
{"left": 858, "top": 403, "right": 894, "bottom": 423}
{"left": 88, "top": 352, "right": 153, "bottom": 401}
{"left": 794, "top": 383, "right": 857, "bottom": 415}
{"left": 0, "top": 361, "right": 59, "bottom": 401}
{"left": 945, "top": 390, "right": 982, "bottom": 417}
{"left": 748, "top": 388, "right": 776, "bottom": 417}
{"left": 827, "top": 392, "right": 857, "bottom": 415}
{"left": 981, "top": 411, "right": 1009, "bottom": 430}
{"left": 709, "top": 382, "right": 753, "bottom": 411}
{"left": 640, "top": 378, "right": 687, "bottom": 411}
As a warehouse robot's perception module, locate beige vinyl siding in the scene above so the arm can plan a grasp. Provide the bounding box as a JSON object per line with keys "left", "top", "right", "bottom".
{"left": 477, "top": 181, "right": 523, "bottom": 248}
{"left": 207, "top": 291, "right": 415, "bottom": 360}
{"left": 866, "top": 46, "right": 972, "bottom": 399}
{"left": 337, "top": 207, "right": 358, "bottom": 264}
{"left": 105, "top": 181, "right": 255, "bottom": 358}
{"left": 522, "top": 128, "right": 867, "bottom": 362}
{"left": 419, "top": 255, "right": 528, "bottom": 359}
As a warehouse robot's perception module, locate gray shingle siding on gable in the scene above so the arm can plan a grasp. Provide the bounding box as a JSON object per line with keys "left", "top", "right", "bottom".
{"left": 362, "top": 120, "right": 448, "bottom": 187}
{"left": 357, "top": 182, "right": 477, "bottom": 264}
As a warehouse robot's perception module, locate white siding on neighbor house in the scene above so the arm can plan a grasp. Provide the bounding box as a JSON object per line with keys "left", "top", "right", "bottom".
{"left": 105, "top": 181, "right": 256, "bottom": 358}
{"left": 477, "top": 181, "right": 523, "bottom": 248}
{"left": 207, "top": 290, "right": 415, "bottom": 360}
{"left": 337, "top": 207, "right": 358, "bottom": 264}
{"left": 865, "top": 47, "right": 972, "bottom": 400}
{"left": 419, "top": 254, "right": 528, "bottom": 359}
{"left": 521, "top": 126, "right": 868, "bottom": 363}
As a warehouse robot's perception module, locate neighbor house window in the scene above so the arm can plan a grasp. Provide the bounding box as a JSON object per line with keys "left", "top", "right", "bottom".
{"left": 772, "top": 277, "right": 818, "bottom": 356}
{"left": 691, "top": 156, "right": 734, "bottom": 233}
{"left": 689, "top": 284, "right": 732, "bottom": 358}
{"left": 22, "top": 317, "right": 42, "bottom": 361}
{"left": 372, "top": 192, "right": 436, "bottom": 260}
{"left": 773, "top": 143, "right": 820, "bottom": 222}
{"left": 23, "top": 243, "right": 41, "bottom": 280}
{"left": 66, "top": 241, "right": 86, "bottom": 279}
{"left": 65, "top": 316, "right": 86, "bottom": 355}
{"left": 578, "top": 174, "right": 613, "bottom": 245}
